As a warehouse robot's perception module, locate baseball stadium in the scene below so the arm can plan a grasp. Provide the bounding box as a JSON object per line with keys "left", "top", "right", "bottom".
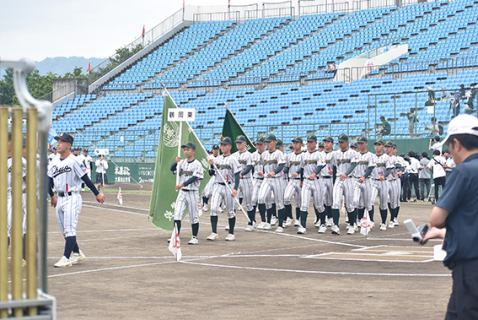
{"left": 1, "top": 0, "right": 478, "bottom": 318}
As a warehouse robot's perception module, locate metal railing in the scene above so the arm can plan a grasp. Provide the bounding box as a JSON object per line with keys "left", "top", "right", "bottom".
{"left": 193, "top": 11, "right": 240, "bottom": 22}
{"left": 300, "top": 1, "right": 350, "bottom": 15}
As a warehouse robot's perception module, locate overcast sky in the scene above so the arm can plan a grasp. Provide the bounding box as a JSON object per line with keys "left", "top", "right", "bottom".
{"left": 0, "top": 0, "right": 294, "bottom": 63}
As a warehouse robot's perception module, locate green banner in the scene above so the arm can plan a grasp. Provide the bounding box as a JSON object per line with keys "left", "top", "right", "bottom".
{"left": 221, "top": 105, "right": 256, "bottom": 154}
{"left": 148, "top": 95, "right": 211, "bottom": 231}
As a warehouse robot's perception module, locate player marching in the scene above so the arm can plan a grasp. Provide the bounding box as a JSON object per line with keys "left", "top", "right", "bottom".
{"left": 170, "top": 142, "right": 204, "bottom": 245}
{"left": 256, "top": 134, "right": 286, "bottom": 232}
{"left": 82, "top": 149, "right": 93, "bottom": 191}
{"left": 353, "top": 136, "right": 375, "bottom": 233}
{"left": 275, "top": 139, "right": 288, "bottom": 225}
{"left": 284, "top": 137, "right": 303, "bottom": 228}
{"left": 370, "top": 139, "right": 393, "bottom": 231}
{"left": 389, "top": 142, "right": 404, "bottom": 227}
{"left": 233, "top": 135, "right": 254, "bottom": 229}
{"left": 202, "top": 144, "right": 219, "bottom": 212}
{"left": 48, "top": 133, "right": 105, "bottom": 267}
{"left": 247, "top": 137, "right": 266, "bottom": 231}
{"left": 330, "top": 134, "right": 358, "bottom": 235}
{"left": 207, "top": 137, "right": 241, "bottom": 241}
{"left": 318, "top": 137, "right": 335, "bottom": 230}
{"left": 293, "top": 135, "right": 325, "bottom": 234}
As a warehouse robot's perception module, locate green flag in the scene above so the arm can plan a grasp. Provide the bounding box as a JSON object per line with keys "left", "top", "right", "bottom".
{"left": 149, "top": 95, "right": 211, "bottom": 231}
{"left": 221, "top": 103, "right": 256, "bottom": 154}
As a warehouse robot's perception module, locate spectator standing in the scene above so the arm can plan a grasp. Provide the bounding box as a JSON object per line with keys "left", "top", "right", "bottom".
{"left": 407, "top": 151, "right": 420, "bottom": 201}
{"left": 424, "top": 116, "right": 440, "bottom": 136}
{"left": 407, "top": 107, "right": 418, "bottom": 137}
{"left": 400, "top": 154, "right": 410, "bottom": 202}
{"left": 443, "top": 150, "right": 456, "bottom": 179}
{"left": 418, "top": 152, "right": 431, "bottom": 202}
{"left": 459, "top": 84, "right": 466, "bottom": 101}
{"left": 429, "top": 135, "right": 443, "bottom": 155}
{"left": 427, "top": 150, "right": 446, "bottom": 204}
{"left": 450, "top": 93, "right": 461, "bottom": 119}
{"left": 441, "top": 86, "right": 452, "bottom": 100}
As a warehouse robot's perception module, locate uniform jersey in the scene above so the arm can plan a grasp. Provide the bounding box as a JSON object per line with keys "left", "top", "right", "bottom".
{"left": 262, "top": 150, "right": 286, "bottom": 175}
{"left": 320, "top": 151, "right": 334, "bottom": 177}
{"left": 47, "top": 155, "right": 88, "bottom": 192}
{"left": 354, "top": 151, "right": 374, "bottom": 178}
{"left": 370, "top": 153, "right": 391, "bottom": 179}
{"left": 331, "top": 149, "right": 358, "bottom": 176}
{"left": 213, "top": 155, "right": 241, "bottom": 185}
{"left": 84, "top": 155, "right": 93, "bottom": 174}
{"left": 251, "top": 151, "right": 263, "bottom": 179}
{"left": 7, "top": 157, "right": 27, "bottom": 192}
{"left": 300, "top": 150, "right": 324, "bottom": 177}
{"left": 174, "top": 159, "right": 204, "bottom": 191}
{"left": 286, "top": 152, "right": 303, "bottom": 179}
{"left": 48, "top": 154, "right": 55, "bottom": 164}
{"left": 387, "top": 155, "right": 399, "bottom": 180}
{"left": 234, "top": 150, "right": 253, "bottom": 179}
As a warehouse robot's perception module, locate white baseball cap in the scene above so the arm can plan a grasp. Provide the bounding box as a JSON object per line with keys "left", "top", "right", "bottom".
{"left": 436, "top": 114, "right": 478, "bottom": 148}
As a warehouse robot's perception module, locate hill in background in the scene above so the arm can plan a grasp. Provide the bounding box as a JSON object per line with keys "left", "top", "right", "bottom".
{"left": 35, "top": 56, "right": 105, "bottom": 76}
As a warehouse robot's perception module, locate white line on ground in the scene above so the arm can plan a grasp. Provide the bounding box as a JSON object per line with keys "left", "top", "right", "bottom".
{"left": 83, "top": 204, "right": 148, "bottom": 216}
{"left": 83, "top": 201, "right": 149, "bottom": 211}
{"left": 48, "top": 228, "right": 161, "bottom": 234}
{"left": 49, "top": 233, "right": 159, "bottom": 244}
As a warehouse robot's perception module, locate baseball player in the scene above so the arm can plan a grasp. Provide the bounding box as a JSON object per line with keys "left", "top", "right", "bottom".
{"left": 82, "top": 149, "right": 93, "bottom": 191}
{"left": 293, "top": 135, "right": 325, "bottom": 234}
{"left": 319, "top": 137, "right": 335, "bottom": 229}
{"left": 207, "top": 137, "right": 241, "bottom": 241}
{"left": 233, "top": 135, "right": 254, "bottom": 227}
{"left": 202, "top": 144, "right": 219, "bottom": 212}
{"left": 47, "top": 149, "right": 54, "bottom": 163}
{"left": 256, "top": 134, "right": 286, "bottom": 232}
{"left": 353, "top": 136, "right": 375, "bottom": 232}
{"left": 247, "top": 137, "right": 267, "bottom": 231}
{"left": 170, "top": 142, "right": 204, "bottom": 245}
{"left": 385, "top": 141, "right": 400, "bottom": 229}
{"left": 370, "top": 139, "right": 393, "bottom": 231}
{"left": 389, "top": 142, "right": 404, "bottom": 227}
{"left": 95, "top": 155, "right": 108, "bottom": 195}
{"left": 350, "top": 142, "right": 358, "bottom": 152}
{"left": 330, "top": 134, "right": 358, "bottom": 235}
{"left": 318, "top": 141, "right": 325, "bottom": 153}
{"left": 284, "top": 137, "right": 303, "bottom": 228}
{"left": 48, "top": 133, "right": 105, "bottom": 267}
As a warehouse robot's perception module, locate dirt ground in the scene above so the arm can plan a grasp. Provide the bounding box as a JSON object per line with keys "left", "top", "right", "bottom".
{"left": 46, "top": 184, "right": 451, "bottom": 320}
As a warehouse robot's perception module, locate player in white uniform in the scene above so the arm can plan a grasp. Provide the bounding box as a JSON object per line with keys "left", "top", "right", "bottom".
{"left": 293, "top": 135, "right": 325, "bottom": 234}
{"left": 319, "top": 137, "right": 335, "bottom": 229}
{"left": 257, "top": 134, "right": 286, "bottom": 232}
{"left": 284, "top": 137, "right": 303, "bottom": 228}
{"left": 234, "top": 135, "right": 254, "bottom": 227}
{"left": 370, "top": 139, "right": 393, "bottom": 231}
{"left": 82, "top": 149, "right": 93, "bottom": 191}
{"left": 330, "top": 134, "right": 358, "bottom": 235}
{"left": 384, "top": 141, "right": 401, "bottom": 229}
{"left": 202, "top": 145, "right": 219, "bottom": 212}
{"left": 207, "top": 137, "right": 241, "bottom": 241}
{"left": 171, "top": 142, "right": 204, "bottom": 245}
{"left": 95, "top": 155, "right": 108, "bottom": 194}
{"left": 391, "top": 143, "right": 404, "bottom": 226}
{"left": 247, "top": 137, "right": 267, "bottom": 231}
{"left": 353, "top": 136, "right": 375, "bottom": 232}
{"left": 48, "top": 133, "right": 105, "bottom": 267}
{"left": 48, "top": 149, "right": 55, "bottom": 164}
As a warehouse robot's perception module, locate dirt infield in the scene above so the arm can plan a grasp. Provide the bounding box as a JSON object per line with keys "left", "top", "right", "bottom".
{"left": 47, "top": 184, "right": 451, "bottom": 319}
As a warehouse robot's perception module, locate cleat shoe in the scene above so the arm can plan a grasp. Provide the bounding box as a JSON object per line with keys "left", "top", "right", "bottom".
{"left": 207, "top": 233, "right": 218, "bottom": 241}
{"left": 71, "top": 250, "right": 86, "bottom": 264}
{"left": 256, "top": 222, "right": 266, "bottom": 230}
{"left": 318, "top": 224, "right": 327, "bottom": 234}
{"left": 345, "top": 223, "right": 350, "bottom": 230}
{"left": 331, "top": 225, "right": 340, "bottom": 235}
{"left": 203, "top": 204, "right": 209, "bottom": 212}
{"left": 270, "top": 217, "right": 278, "bottom": 226}
{"left": 353, "top": 224, "right": 359, "bottom": 232}
{"left": 315, "top": 221, "right": 322, "bottom": 228}
{"left": 218, "top": 207, "right": 224, "bottom": 213}
{"left": 379, "top": 223, "right": 387, "bottom": 231}
{"left": 284, "top": 217, "right": 293, "bottom": 227}
{"left": 276, "top": 226, "right": 284, "bottom": 233}
{"left": 225, "top": 234, "right": 235, "bottom": 241}
{"left": 81, "top": 188, "right": 85, "bottom": 192}
{"left": 188, "top": 237, "right": 199, "bottom": 245}
{"left": 393, "top": 218, "right": 399, "bottom": 226}
{"left": 294, "top": 219, "right": 300, "bottom": 227}
{"left": 54, "top": 256, "right": 72, "bottom": 268}
{"left": 345, "top": 217, "right": 349, "bottom": 223}
{"left": 371, "top": 221, "right": 375, "bottom": 228}
{"left": 347, "top": 227, "right": 355, "bottom": 235}
{"left": 326, "top": 218, "right": 333, "bottom": 227}
{"left": 225, "top": 225, "right": 230, "bottom": 230}
{"left": 245, "top": 225, "right": 254, "bottom": 232}
{"left": 388, "top": 221, "right": 395, "bottom": 229}
{"left": 263, "top": 223, "right": 272, "bottom": 230}
{"left": 297, "top": 227, "right": 306, "bottom": 234}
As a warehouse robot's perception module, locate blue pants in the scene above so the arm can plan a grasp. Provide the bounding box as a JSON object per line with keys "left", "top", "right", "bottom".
{"left": 446, "top": 259, "right": 478, "bottom": 320}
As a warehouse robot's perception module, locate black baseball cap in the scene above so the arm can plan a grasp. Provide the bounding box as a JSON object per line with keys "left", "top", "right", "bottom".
{"left": 374, "top": 139, "right": 385, "bottom": 146}
{"left": 276, "top": 139, "right": 283, "bottom": 148}
{"left": 83, "top": 149, "right": 89, "bottom": 152}
{"left": 221, "top": 137, "right": 233, "bottom": 145}
{"left": 392, "top": 143, "right": 398, "bottom": 148}
{"left": 318, "top": 141, "right": 325, "bottom": 147}
{"left": 181, "top": 141, "right": 196, "bottom": 150}
{"left": 255, "top": 137, "right": 265, "bottom": 144}
{"left": 338, "top": 134, "right": 349, "bottom": 142}
{"left": 384, "top": 140, "right": 394, "bottom": 147}
{"left": 323, "top": 136, "right": 334, "bottom": 143}
{"left": 306, "top": 134, "right": 317, "bottom": 142}
{"left": 264, "top": 134, "right": 277, "bottom": 142}
{"left": 235, "top": 135, "right": 247, "bottom": 143}
{"left": 357, "top": 136, "right": 368, "bottom": 143}
{"left": 351, "top": 142, "right": 358, "bottom": 148}
{"left": 54, "top": 132, "right": 74, "bottom": 144}
{"left": 289, "top": 145, "right": 294, "bottom": 149}
{"left": 212, "top": 144, "right": 220, "bottom": 149}
{"left": 291, "top": 136, "right": 303, "bottom": 143}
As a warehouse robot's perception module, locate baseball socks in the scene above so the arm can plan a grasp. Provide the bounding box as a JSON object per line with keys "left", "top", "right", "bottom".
{"left": 369, "top": 206, "right": 375, "bottom": 222}
{"left": 266, "top": 207, "right": 274, "bottom": 223}
{"left": 296, "top": 207, "right": 301, "bottom": 220}
{"left": 285, "top": 204, "right": 292, "bottom": 220}
{"left": 192, "top": 223, "right": 199, "bottom": 238}
{"left": 318, "top": 209, "right": 326, "bottom": 227}
{"left": 258, "top": 204, "right": 266, "bottom": 222}
{"left": 210, "top": 216, "right": 218, "bottom": 234}
{"left": 300, "top": 210, "right": 308, "bottom": 228}
{"left": 63, "top": 236, "right": 77, "bottom": 260}
{"left": 332, "top": 208, "right": 340, "bottom": 226}
{"left": 314, "top": 207, "right": 320, "bottom": 224}
{"left": 228, "top": 217, "right": 235, "bottom": 234}
{"left": 247, "top": 208, "right": 256, "bottom": 225}
{"left": 380, "top": 209, "right": 388, "bottom": 225}
{"left": 278, "top": 208, "right": 286, "bottom": 228}
{"left": 174, "top": 220, "right": 182, "bottom": 235}
{"left": 347, "top": 210, "right": 357, "bottom": 227}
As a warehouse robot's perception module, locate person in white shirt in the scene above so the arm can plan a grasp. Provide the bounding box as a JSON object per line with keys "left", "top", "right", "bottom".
{"left": 418, "top": 152, "right": 431, "bottom": 202}
{"left": 408, "top": 151, "right": 420, "bottom": 202}
{"left": 429, "top": 135, "right": 443, "bottom": 155}
{"left": 95, "top": 155, "right": 109, "bottom": 195}
{"left": 427, "top": 150, "right": 446, "bottom": 204}
{"left": 443, "top": 150, "right": 456, "bottom": 179}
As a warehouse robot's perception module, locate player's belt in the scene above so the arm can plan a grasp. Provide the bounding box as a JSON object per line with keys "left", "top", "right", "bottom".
{"left": 216, "top": 164, "right": 232, "bottom": 170}
{"left": 321, "top": 176, "right": 333, "bottom": 179}
{"left": 254, "top": 177, "right": 264, "bottom": 180}
{"left": 238, "top": 160, "right": 247, "bottom": 165}
{"left": 218, "top": 182, "right": 232, "bottom": 185}
{"left": 305, "top": 160, "right": 317, "bottom": 165}
{"left": 57, "top": 191, "right": 79, "bottom": 197}
{"left": 181, "top": 189, "right": 196, "bottom": 192}
{"left": 290, "top": 161, "right": 301, "bottom": 166}
{"left": 337, "top": 159, "right": 351, "bottom": 165}
{"left": 252, "top": 161, "right": 262, "bottom": 166}
{"left": 325, "top": 159, "right": 331, "bottom": 164}
{"left": 264, "top": 160, "right": 278, "bottom": 165}
{"left": 241, "top": 176, "right": 251, "bottom": 179}
{"left": 376, "top": 163, "right": 386, "bottom": 167}
{"left": 357, "top": 161, "right": 368, "bottom": 165}
{"left": 179, "top": 170, "right": 193, "bottom": 176}
{"left": 372, "top": 178, "right": 384, "bottom": 181}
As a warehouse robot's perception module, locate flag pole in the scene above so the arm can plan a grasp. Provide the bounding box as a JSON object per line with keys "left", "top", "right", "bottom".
{"left": 160, "top": 83, "right": 250, "bottom": 223}
{"left": 223, "top": 101, "right": 255, "bottom": 147}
